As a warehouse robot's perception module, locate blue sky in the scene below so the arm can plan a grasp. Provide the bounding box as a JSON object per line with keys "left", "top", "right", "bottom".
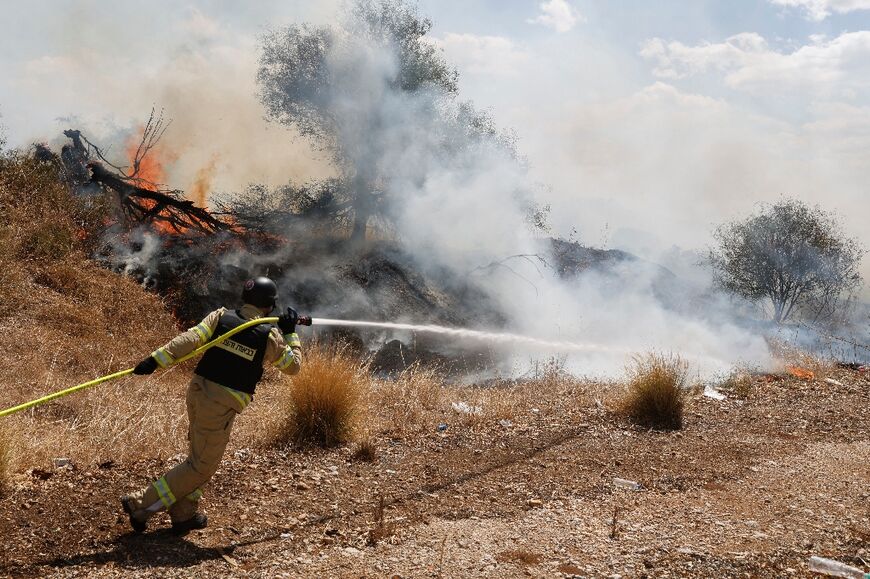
{"left": 1, "top": 0, "right": 868, "bottom": 281}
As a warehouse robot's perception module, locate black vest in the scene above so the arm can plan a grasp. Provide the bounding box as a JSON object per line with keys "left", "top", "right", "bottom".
{"left": 194, "top": 310, "right": 273, "bottom": 395}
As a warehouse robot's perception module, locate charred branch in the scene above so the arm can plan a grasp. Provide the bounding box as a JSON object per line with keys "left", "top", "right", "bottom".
{"left": 87, "top": 162, "right": 232, "bottom": 235}
{"left": 55, "top": 116, "right": 233, "bottom": 236}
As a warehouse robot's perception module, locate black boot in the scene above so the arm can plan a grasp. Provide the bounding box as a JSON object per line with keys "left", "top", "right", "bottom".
{"left": 171, "top": 512, "right": 208, "bottom": 535}
{"left": 120, "top": 496, "right": 147, "bottom": 534}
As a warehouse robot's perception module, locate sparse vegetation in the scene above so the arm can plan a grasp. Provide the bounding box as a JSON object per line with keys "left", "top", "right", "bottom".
{"left": 718, "top": 371, "right": 755, "bottom": 399}
{"left": 618, "top": 353, "right": 688, "bottom": 430}
{"left": 367, "top": 494, "right": 393, "bottom": 546}
{"left": 373, "top": 364, "right": 443, "bottom": 435}
{"left": 277, "top": 345, "right": 366, "bottom": 447}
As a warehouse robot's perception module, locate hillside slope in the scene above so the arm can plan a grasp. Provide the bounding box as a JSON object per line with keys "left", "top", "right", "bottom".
{"left": 0, "top": 153, "right": 185, "bottom": 470}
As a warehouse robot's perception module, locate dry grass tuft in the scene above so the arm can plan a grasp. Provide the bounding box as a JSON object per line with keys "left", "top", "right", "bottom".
{"left": 367, "top": 494, "right": 393, "bottom": 546}
{"left": 618, "top": 353, "right": 688, "bottom": 430}
{"left": 718, "top": 370, "right": 755, "bottom": 399}
{"left": 352, "top": 438, "right": 378, "bottom": 462}
{"left": 275, "top": 345, "right": 366, "bottom": 447}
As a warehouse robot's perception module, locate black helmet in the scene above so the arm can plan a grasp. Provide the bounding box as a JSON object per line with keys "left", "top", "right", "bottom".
{"left": 241, "top": 276, "right": 278, "bottom": 309}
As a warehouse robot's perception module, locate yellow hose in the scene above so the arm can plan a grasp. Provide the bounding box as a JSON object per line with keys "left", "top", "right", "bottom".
{"left": 0, "top": 316, "right": 280, "bottom": 418}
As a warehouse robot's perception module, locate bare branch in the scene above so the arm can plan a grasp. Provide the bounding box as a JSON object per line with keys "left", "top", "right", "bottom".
{"left": 468, "top": 254, "right": 551, "bottom": 297}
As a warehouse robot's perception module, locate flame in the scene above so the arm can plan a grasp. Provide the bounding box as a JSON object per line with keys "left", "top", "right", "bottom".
{"left": 124, "top": 126, "right": 187, "bottom": 236}
{"left": 125, "top": 126, "right": 168, "bottom": 191}
{"left": 786, "top": 366, "right": 815, "bottom": 380}
{"left": 190, "top": 155, "right": 219, "bottom": 208}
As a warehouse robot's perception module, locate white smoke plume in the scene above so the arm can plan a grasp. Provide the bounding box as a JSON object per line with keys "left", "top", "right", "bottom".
{"left": 17, "top": 1, "right": 868, "bottom": 375}
{"left": 253, "top": 2, "right": 774, "bottom": 378}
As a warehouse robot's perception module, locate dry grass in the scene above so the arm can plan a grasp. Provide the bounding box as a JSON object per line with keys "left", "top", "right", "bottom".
{"left": 272, "top": 345, "right": 367, "bottom": 447}
{"left": 767, "top": 338, "right": 836, "bottom": 379}
{"left": 0, "top": 150, "right": 186, "bottom": 472}
{"left": 352, "top": 438, "right": 378, "bottom": 462}
{"left": 718, "top": 370, "right": 755, "bottom": 399}
{"left": 618, "top": 353, "right": 688, "bottom": 430}
{"left": 0, "top": 423, "right": 12, "bottom": 496}
{"left": 372, "top": 364, "right": 443, "bottom": 435}
{"left": 367, "top": 494, "right": 394, "bottom": 546}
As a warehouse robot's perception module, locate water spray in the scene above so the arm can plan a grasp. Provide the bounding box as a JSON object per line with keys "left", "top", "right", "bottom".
{"left": 306, "top": 317, "right": 627, "bottom": 355}
{"left": 304, "top": 316, "right": 731, "bottom": 373}
{"left": 0, "top": 314, "right": 731, "bottom": 418}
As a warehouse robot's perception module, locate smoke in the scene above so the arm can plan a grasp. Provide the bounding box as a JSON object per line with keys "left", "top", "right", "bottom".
{"left": 252, "top": 3, "right": 774, "bottom": 378}
{"left": 100, "top": 228, "right": 163, "bottom": 288}
{"left": 2, "top": 3, "right": 335, "bottom": 197}
{"left": 14, "top": 1, "right": 846, "bottom": 375}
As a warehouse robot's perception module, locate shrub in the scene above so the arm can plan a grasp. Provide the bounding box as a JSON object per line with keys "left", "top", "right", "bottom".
{"left": 279, "top": 345, "right": 366, "bottom": 446}
{"left": 619, "top": 353, "right": 688, "bottom": 430}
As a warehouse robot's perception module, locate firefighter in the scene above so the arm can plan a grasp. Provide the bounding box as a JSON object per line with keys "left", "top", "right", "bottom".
{"left": 120, "top": 276, "right": 302, "bottom": 535}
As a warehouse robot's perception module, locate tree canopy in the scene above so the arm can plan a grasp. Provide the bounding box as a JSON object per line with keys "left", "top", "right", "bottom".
{"left": 710, "top": 199, "right": 864, "bottom": 323}
{"left": 255, "top": 0, "right": 525, "bottom": 243}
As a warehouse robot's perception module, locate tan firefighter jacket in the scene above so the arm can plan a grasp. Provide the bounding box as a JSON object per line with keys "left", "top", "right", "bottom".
{"left": 149, "top": 304, "right": 302, "bottom": 411}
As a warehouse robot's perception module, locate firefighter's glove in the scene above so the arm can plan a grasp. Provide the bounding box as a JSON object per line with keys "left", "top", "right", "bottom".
{"left": 133, "top": 356, "right": 159, "bottom": 375}
{"left": 278, "top": 307, "right": 299, "bottom": 335}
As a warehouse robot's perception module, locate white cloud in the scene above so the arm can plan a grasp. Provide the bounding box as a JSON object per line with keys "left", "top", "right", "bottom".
{"left": 516, "top": 82, "right": 870, "bottom": 286}
{"left": 432, "top": 33, "right": 530, "bottom": 76}
{"left": 769, "top": 0, "right": 870, "bottom": 20}
{"left": 527, "top": 0, "right": 584, "bottom": 33}
{"left": 640, "top": 31, "right": 870, "bottom": 98}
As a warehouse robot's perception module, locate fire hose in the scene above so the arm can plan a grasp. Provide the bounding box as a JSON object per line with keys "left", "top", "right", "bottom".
{"left": 0, "top": 315, "right": 312, "bottom": 418}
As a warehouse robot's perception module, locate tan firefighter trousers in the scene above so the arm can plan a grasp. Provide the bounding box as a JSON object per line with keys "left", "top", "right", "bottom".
{"left": 126, "top": 375, "right": 242, "bottom": 523}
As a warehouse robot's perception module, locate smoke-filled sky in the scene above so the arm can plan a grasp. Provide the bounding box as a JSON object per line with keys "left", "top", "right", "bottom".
{"left": 1, "top": 0, "right": 868, "bottom": 284}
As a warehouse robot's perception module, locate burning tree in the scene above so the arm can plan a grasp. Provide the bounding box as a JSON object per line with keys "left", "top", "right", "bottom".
{"left": 710, "top": 199, "right": 864, "bottom": 323}
{"left": 53, "top": 110, "right": 233, "bottom": 236}
{"left": 255, "top": 0, "right": 523, "bottom": 242}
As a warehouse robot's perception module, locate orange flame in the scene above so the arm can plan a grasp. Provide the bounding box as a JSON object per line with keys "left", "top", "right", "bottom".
{"left": 786, "top": 366, "right": 815, "bottom": 380}
{"left": 125, "top": 126, "right": 168, "bottom": 191}
{"left": 190, "top": 155, "right": 219, "bottom": 208}
{"left": 125, "top": 126, "right": 185, "bottom": 236}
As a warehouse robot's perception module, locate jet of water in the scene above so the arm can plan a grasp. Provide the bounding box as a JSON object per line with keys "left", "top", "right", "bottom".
{"left": 314, "top": 318, "right": 628, "bottom": 354}
{"left": 310, "top": 318, "right": 733, "bottom": 373}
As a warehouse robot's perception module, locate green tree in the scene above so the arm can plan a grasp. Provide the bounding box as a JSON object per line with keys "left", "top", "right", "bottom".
{"left": 710, "top": 199, "right": 864, "bottom": 323}
{"left": 257, "top": 0, "right": 459, "bottom": 242}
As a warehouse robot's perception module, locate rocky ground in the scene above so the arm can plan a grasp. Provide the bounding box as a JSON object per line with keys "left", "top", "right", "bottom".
{"left": 1, "top": 366, "right": 868, "bottom": 578}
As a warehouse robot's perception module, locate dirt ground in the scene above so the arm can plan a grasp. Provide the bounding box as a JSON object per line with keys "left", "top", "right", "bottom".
{"left": 1, "top": 367, "right": 868, "bottom": 578}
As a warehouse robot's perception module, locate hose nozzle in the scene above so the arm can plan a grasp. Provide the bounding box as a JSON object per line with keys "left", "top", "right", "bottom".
{"left": 297, "top": 315, "right": 313, "bottom": 327}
